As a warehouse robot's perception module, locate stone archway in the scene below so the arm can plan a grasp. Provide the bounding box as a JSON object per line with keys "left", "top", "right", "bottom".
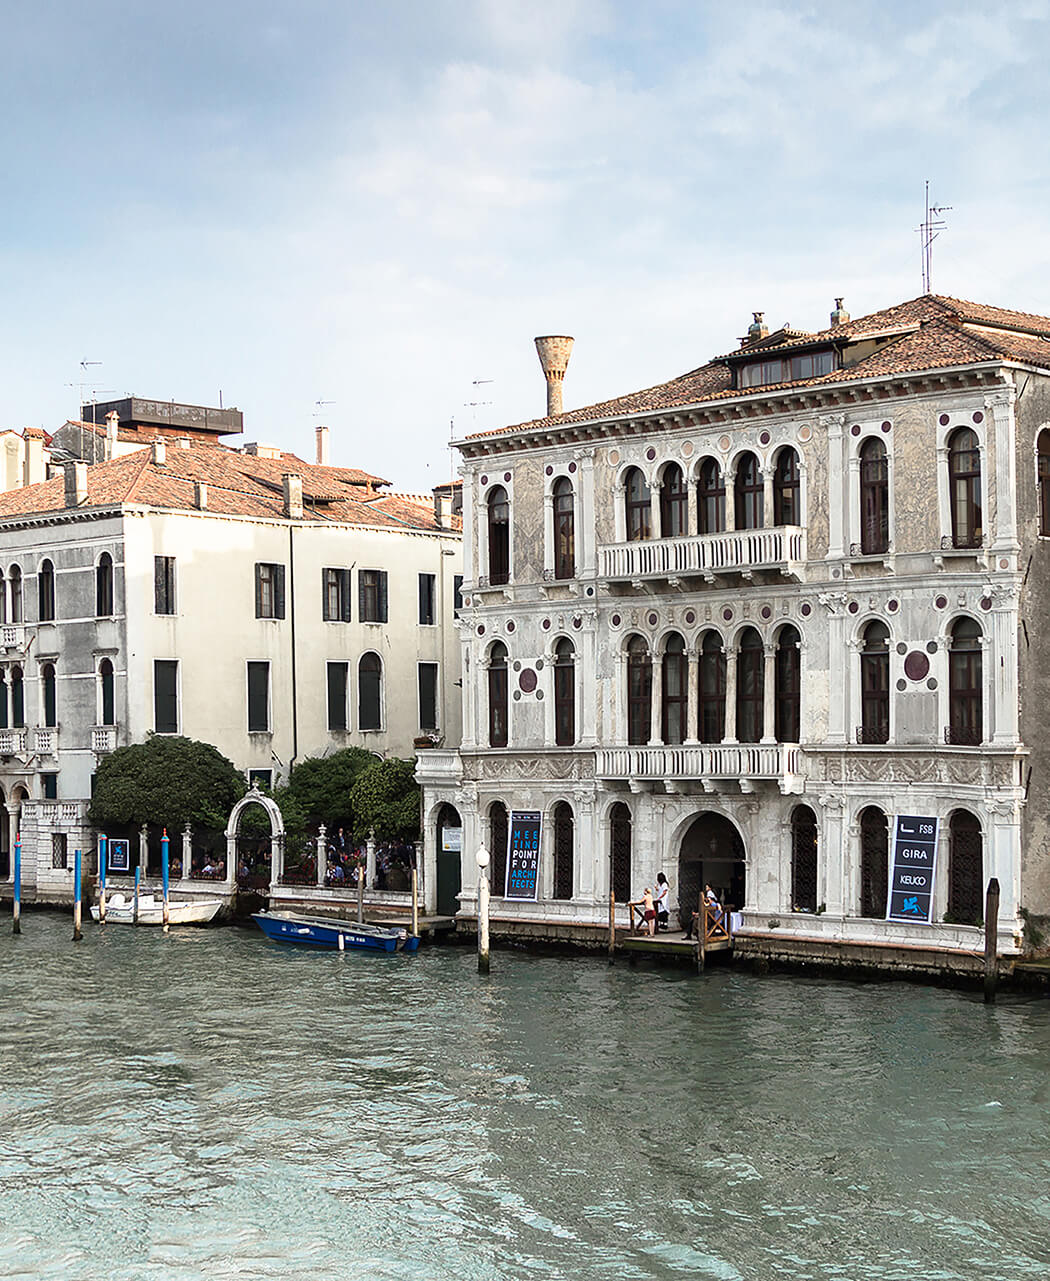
{"left": 226, "top": 788, "right": 285, "bottom": 890}
{"left": 677, "top": 812, "right": 746, "bottom": 930}
{"left": 435, "top": 803, "right": 462, "bottom": 918}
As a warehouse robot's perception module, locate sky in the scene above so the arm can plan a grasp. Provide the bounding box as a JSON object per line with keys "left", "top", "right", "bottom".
{"left": 3, "top": 0, "right": 1050, "bottom": 491}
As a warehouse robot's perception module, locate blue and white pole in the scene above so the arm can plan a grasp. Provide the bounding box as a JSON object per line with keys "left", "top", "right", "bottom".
{"left": 161, "top": 828, "right": 170, "bottom": 932}
{"left": 73, "top": 848, "right": 83, "bottom": 941}
{"left": 133, "top": 865, "right": 141, "bottom": 926}
{"left": 12, "top": 832, "right": 20, "bottom": 935}
{"left": 98, "top": 834, "right": 107, "bottom": 925}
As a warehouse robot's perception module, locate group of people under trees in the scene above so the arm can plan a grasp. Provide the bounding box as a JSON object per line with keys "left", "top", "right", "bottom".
{"left": 631, "top": 875, "right": 726, "bottom": 937}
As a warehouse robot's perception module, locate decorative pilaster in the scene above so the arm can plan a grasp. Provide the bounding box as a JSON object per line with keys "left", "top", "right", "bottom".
{"left": 986, "top": 387, "right": 1020, "bottom": 555}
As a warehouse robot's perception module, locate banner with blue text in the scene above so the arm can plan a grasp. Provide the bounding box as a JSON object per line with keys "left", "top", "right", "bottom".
{"left": 887, "top": 815, "right": 939, "bottom": 923}
{"left": 505, "top": 811, "right": 542, "bottom": 901}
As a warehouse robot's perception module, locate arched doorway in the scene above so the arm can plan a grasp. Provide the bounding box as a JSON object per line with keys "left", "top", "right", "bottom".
{"left": 225, "top": 788, "right": 285, "bottom": 888}
{"left": 678, "top": 812, "right": 745, "bottom": 929}
{"left": 436, "top": 803, "right": 462, "bottom": 917}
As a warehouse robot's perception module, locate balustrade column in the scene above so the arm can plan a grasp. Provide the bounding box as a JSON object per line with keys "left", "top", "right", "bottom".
{"left": 685, "top": 652, "right": 700, "bottom": 745}
{"left": 316, "top": 823, "right": 327, "bottom": 887}
{"left": 725, "top": 466, "right": 737, "bottom": 533}
{"left": 761, "top": 645, "right": 776, "bottom": 745}
{"left": 762, "top": 470, "right": 774, "bottom": 527}
{"left": 723, "top": 644, "right": 738, "bottom": 743}
{"left": 138, "top": 823, "right": 148, "bottom": 878}
{"left": 366, "top": 830, "right": 377, "bottom": 890}
{"left": 181, "top": 824, "right": 192, "bottom": 883}
{"left": 649, "top": 483, "right": 661, "bottom": 541}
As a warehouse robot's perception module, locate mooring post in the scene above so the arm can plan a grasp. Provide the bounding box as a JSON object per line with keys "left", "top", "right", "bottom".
{"left": 983, "top": 877, "right": 1000, "bottom": 1005}
{"left": 411, "top": 864, "right": 419, "bottom": 939}
{"left": 12, "top": 832, "right": 21, "bottom": 935}
{"left": 476, "top": 844, "right": 490, "bottom": 975}
{"left": 72, "top": 848, "right": 83, "bottom": 942}
{"left": 98, "top": 834, "right": 107, "bottom": 925}
{"left": 161, "top": 828, "right": 170, "bottom": 933}
{"left": 337, "top": 931, "right": 345, "bottom": 952}
{"left": 356, "top": 864, "right": 364, "bottom": 925}
{"left": 133, "top": 866, "right": 141, "bottom": 926}
{"left": 608, "top": 890, "right": 616, "bottom": 964}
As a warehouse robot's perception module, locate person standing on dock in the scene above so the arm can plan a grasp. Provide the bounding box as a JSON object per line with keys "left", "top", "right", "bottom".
{"left": 630, "top": 887, "right": 657, "bottom": 936}
{"left": 654, "top": 873, "right": 670, "bottom": 932}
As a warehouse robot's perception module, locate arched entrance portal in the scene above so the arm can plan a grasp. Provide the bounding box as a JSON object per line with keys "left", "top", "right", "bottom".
{"left": 226, "top": 788, "right": 285, "bottom": 889}
{"left": 436, "top": 804, "right": 462, "bottom": 917}
{"left": 678, "top": 812, "right": 745, "bottom": 929}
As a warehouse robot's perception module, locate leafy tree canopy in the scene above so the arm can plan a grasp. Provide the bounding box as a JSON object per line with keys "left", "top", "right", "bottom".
{"left": 88, "top": 735, "right": 246, "bottom": 833}
{"left": 286, "top": 748, "right": 378, "bottom": 829}
{"left": 349, "top": 757, "right": 420, "bottom": 843}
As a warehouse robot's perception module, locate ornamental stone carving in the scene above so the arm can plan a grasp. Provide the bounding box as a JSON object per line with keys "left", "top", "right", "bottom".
{"left": 811, "top": 752, "right": 1016, "bottom": 788}
{"left": 470, "top": 752, "right": 596, "bottom": 782}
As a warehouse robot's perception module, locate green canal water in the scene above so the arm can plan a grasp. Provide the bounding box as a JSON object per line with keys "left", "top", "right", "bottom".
{"left": 1, "top": 914, "right": 1049, "bottom": 1280}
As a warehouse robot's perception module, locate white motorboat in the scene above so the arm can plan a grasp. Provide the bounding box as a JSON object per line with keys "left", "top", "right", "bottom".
{"left": 90, "top": 891, "right": 224, "bottom": 926}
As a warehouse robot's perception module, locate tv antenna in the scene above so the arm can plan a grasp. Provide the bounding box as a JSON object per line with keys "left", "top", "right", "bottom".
{"left": 917, "top": 180, "right": 951, "bottom": 294}
{"left": 312, "top": 399, "right": 335, "bottom": 418}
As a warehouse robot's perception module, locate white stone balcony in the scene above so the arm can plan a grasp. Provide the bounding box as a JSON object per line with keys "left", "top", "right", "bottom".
{"left": 598, "top": 526, "right": 806, "bottom": 582}
{"left": 596, "top": 743, "right": 803, "bottom": 793}
{"left": 34, "top": 727, "right": 57, "bottom": 757}
{"left": 0, "top": 624, "right": 24, "bottom": 650}
{"left": 413, "top": 748, "right": 463, "bottom": 789}
{"left": 0, "top": 729, "right": 26, "bottom": 755}
{"left": 92, "top": 726, "right": 117, "bottom": 754}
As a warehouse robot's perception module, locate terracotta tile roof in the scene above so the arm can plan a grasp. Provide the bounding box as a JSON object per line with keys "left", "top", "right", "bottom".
{"left": 0, "top": 447, "right": 455, "bottom": 534}
{"left": 471, "top": 294, "right": 1050, "bottom": 441}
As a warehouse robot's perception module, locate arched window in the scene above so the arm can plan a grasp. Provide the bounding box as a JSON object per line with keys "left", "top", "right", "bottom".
{"left": 859, "top": 438, "right": 889, "bottom": 554}
{"left": 99, "top": 659, "right": 115, "bottom": 726}
{"left": 948, "top": 428, "right": 982, "bottom": 548}
{"left": 734, "top": 453, "right": 763, "bottom": 530}
{"left": 96, "top": 553, "right": 114, "bottom": 616}
{"left": 0, "top": 570, "right": 7, "bottom": 625}
{"left": 553, "top": 639, "right": 575, "bottom": 747}
{"left": 660, "top": 464, "right": 687, "bottom": 538}
{"left": 10, "top": 666, "right": 24, "bottom": 728}
{"left": 661, "top": 633, "right": 687, "bottom": 745}
{"left": 697, "top": 458, "right": 725, "bottom": 534}
{"left": 487, "top": 486, "right": 510, "bottom": 585}
{"left": 773, "top": 448, "right": 800, "bottom": 526}
{"left": 860, "top": 620, "right": 890, "bottom": 744}
{"left": 38, "top": 559, "right": 55, "bottom": 622}
{"left": 0, "top": 671, "right": 8, "bottom": 729}
{"left": 489, "top": 801, "right": 508, "bottom": 898}
{"left": 948, "top": 617, "right": 982, "bottom": 745}
{"left": 358, "top": 653, "right": 382, "bottom": 731}
{"left": 552, "top": 478, "right": 575, "bottom": 579}
{"left": 42, "top": 663, "right": 56, "bottom": 728}
{"left": 1039, "top": 429, "right": 1050, "bottom": 537}
{"left": 609, "top": 802, "right": 632, "bottom": 903}
{"left": 791, "top": 804, "right": 818, "bottom": 912}
{"left": 552, "top": 801, "right": 574, "bottom": 900}
{"left": 488, "top": 641, "right": 508, "bottom": 748}
{"left": 9, "top": 567, "right": 21, "bottom": 624}
{"left": 625, "top": 468, "right": 651, "bottom": 541}
{"left": 859, "top": 807, "right": 888, "bottom": 918}
{"left": 948, "top": 809, "right": 983, "bottom": 925}
{"left": 775, "top": 626, "right": 801, "bottom": 743}
{"left": 698, "top": 631, "right": 726, "bottom": 743}
{"left": 626, "top": 636, "right": 652, "bottom": 745}
{"left": 736, "top": 628, "right": 764, "bottom": 743}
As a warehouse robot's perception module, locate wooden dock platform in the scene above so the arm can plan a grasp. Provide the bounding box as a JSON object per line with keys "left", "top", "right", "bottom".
{"left": 617, "top": 905, "right": 733, "bottom": 968}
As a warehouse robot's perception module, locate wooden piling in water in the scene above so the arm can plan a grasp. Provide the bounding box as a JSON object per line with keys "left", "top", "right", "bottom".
{"left": 98, "top": 834, "right": 107, "bottom": 925}
{"left": 133, "top": 867, "right": 141, "bottom": 926}
{"left": 356, "top": 870, "right": 364, "bottom": 925}
{"left": 12, "top": 833, "right": 20, "bottom": 935}
{"left": 72, "top": 848, "right": 83, "bottom": 942}
{"left": 983, "top": 877, "right": 1000, "bottom": 1005}
{"left": 608, "top": 890, "right": 616, "bottom": 964}
{"left": 161, "top": 829, "right": 170, "bottom": 933}
{"left": 478, "top": 868, "right": 490, "bottom": 975}
{"left": 411, "top": 865, "right": 419, "bottom": 939}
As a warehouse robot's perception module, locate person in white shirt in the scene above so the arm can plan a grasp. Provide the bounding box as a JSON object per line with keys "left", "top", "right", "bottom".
{"left": 654, "top": 872, "right": 670, "bottom": 932}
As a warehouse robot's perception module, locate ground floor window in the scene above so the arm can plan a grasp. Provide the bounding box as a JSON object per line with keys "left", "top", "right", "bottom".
{"left": 947, "top": 809, "right": 983, "bottom": 925}
{"left": 790, "top": 805, "right": 818, "bottom": 912}
{"left": 859, "top": 806, "right": 888, "bottom": 918}
{"left": 553, "top": 801, "right": 574, "bottom": 900}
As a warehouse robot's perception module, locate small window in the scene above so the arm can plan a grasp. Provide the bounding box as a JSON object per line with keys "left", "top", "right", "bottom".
{"left": 96, "top": 553, "right": 114, "bottom": 616}
{"left": 418, "top": 573, "right": 436, "bottom": 625}
{"left": 660, "top": 465, "right": 687, "bottom": 538}
{"left": 948, "top": 617, "right": 982, "bottom": 745}
{"left": 859, "top": 439, "right": 889, "bottom": 555}
{"left": 327, "top": 662, "right": 348, "bottom": 731}
{"left": 248, "top": 768, "right": 272, "bottom": 790}
{"left": 358, "top": 653, "right": 382, "bottom": 730}
{"left": 773, "top": 449, "right": 800, "bottom": 526}
{"left": 1039, "top": 428, "right": 1050, "bottom": 536}
{"left": 255, "top": 563, "right": 286, "bottom": 619}
{"left": 0, "top": 672, "right": 8, "bottom": 729}
{"left": 553, "top": 478, "right": 575, "bottom": 578}
{"left": 154, "top": 556, "right": 176, "bottom": 615}
{"left": 697, "top": 459, "right": 726, "bottom": 535}
{"left": 774, "top": 626, "right": 800, "bottom": 743}
{"left": 418, "top": 662, "right": 438, "bottom": 731}
{"left": 791, "top": 805, "right": 818, "bottom": 913}
{"left": 50, "top": 828, "right": 66, "bottom": 863}
{"left": 9, "top": 566, "right": 22, "bottom": 623}
{"left": 860, "top": 621, "right": 890, "bottom": 744}
{"left": 736, "top": 627, "right": 764, "bottom": 743}
{"left": 42, "top": 663, "right": 57, "bottom": 728}
{"left": 38, "top": 559, "right": 55, "bottom": 622}
{"left": 734, "top": 454, "right": 763, "bottom": 531}
{"left": 453, "top": 574, "right": 463, "bottom": 617}
{"left": 661, "top": 634, "right": 687, "bottom": 745}
{"left": 100, "top": 659, "right": 115, "bottom": 726}
{"left": 626, "top": 636, "right": 652, "bottom": 746}
{"left": 154, "top": 660, "right": 178, "bottom": 734}
{"left": 625, "top": 468, "right": 651, "bottom": 541}
{"left": 322, "top": 568, "right": 352, "bottom": 622}
{"left": 247, "top": 661, "right": 270, "bottom": 732}
{"left": 487, "top": 486, "right": 511, "bottom": 585}
{"left": 359, "top": 570, "right": 388, "bottom": 623}
{"left": 10, "top": 666, "right": 24, "bottom": 728}
{"left": 553, "top": 639, "right": 575, "bottom": 746}
{"left": 488, "top": 642, "right": 508, "bottom": 748}
{"left": 948, "top": 428, "right": 982, "bottom": 548}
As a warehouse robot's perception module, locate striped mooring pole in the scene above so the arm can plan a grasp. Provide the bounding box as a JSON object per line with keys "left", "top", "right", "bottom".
{"left": 161, "top": 829, "right": 170, "bottom": 932}
{"left": 72, "top": 848, "right": 83, "bottom": 942}
{"left": 12, "top": 832, "right": 21, "bottom": 935}
{"left": 98, "top": 834, "right": 108, "bottom": 925}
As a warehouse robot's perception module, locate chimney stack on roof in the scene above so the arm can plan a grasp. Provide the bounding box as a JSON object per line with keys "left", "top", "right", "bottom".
{"left": 64, "top": 461, "right": 88, "bottom": 508}
{"left": 283, "top": 473, "right": 303, "bottom": 519}
{"left": 151, "top": 439, "right": 166, "bottom": 466}
{"left": 830, "top": 297, "right": 850, "bottom": 327}
{"left": 316, "top": 425, "right": 330, "bottom": 467}
{"left": 434, "top": 493, "right": 453, "bottom": 529}
{"left": 534, "top": 335, "right": 574, "bottom": 417}
{"left": 23, "top": 431, "right": 45, "bottom": 486}
{"left": 194, "top": 481, "right": 208, "bottom": 510}
{"left": 105, "top": 411, "right": 119, "bottom": 461}
{"left": 747, "top": 312, "right": 769, "bottom": 345}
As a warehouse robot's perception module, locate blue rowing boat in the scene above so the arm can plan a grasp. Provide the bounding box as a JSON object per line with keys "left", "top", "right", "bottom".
{"left": 252, "top": 910, "right": 420, "bottom": 953}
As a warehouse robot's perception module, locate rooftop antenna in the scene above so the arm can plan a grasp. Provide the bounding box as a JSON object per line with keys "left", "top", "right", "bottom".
{"left": 312, "top": 399, "right": 335, "bottom": 418}
{"left": 917, "top": 180, "right": 951, "bottom": 294}
{"left": 465, "top": 379, "right": 493, "bottom": 429}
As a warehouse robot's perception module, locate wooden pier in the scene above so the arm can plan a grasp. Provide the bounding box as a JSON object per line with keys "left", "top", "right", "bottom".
{"left": 619, "top": 903, "right": 733, "bottom": 969}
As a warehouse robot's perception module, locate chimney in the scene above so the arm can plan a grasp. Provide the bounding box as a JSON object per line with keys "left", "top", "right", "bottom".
{"left": 105, "top": 411, "right": 119, "bottom": 461}
{"left": 316, "top": 424, "right": 330, "bottom": 466}
{"left": 283, "top": 473, "right": 303, "bottom": 519}
{"left": 23, "top": 432, "right": 45, "bottom": 486}
{"left": 194, "top": 481, "right": 208, "bottom": 510}
{"left": 747, "top": 312, "right": 769, "bottom": 345}
{"left": 151, "top": 439, "right": 166, "bottom": 466}
{"left": 534, "top": 335, "right": 574, "bottom": 417}
{"left": 434, "top": 494, "right": 453, "bottom": 529}
{"left": 64, "top": 461, "right": 88, "bottom": 508}
{"left": 830, "top": 297, "right": 850, "bottom": 327}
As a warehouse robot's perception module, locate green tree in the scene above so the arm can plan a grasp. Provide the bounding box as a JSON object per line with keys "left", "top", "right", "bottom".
{"left": 349, "top": 757, "right": 420, "bottom": 842}
{"left": 88, "top": 734, "right": 246, "bottom": 833}
{"left": 286, "top": 747, "right": 377, "bottom": 829}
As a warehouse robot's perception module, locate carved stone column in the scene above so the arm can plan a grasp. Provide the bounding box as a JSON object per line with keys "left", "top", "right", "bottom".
{"left": 817, "top": 792, "right": 846, "bottom": 916}
{"left": 649, "top": 646, "right": 663, "bottom": 746}
{"left": 761, "top": 644, "right": 776, "bottom": 744}
{"left": 723, "top": 641, "right": 738, "bottom": 743}
{"left": 824, "top": 414, "right": 846, "bottom": 560}
{"left": 316, "top": 823, "right": 327, "bottom": 888}
{"left": 685, "top": 651, "right": 700, "bottom": 745}
{"left": 181, "top": 823, "right": 192, "bottom": 884}
{"left": 986, "top": 387, "right": 1020, "bottom": 555}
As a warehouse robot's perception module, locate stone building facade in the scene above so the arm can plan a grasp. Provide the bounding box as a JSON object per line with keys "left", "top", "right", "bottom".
{"left": 418, "top": 293, "right": 1050, "bottom": 957}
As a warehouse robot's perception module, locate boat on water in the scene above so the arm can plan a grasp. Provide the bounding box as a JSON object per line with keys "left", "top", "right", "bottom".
{"left": 90, "top": 892, "right": 224, "bottom": 926}
{"left": 252, "top": 909, "right": 420, "bottom": 953}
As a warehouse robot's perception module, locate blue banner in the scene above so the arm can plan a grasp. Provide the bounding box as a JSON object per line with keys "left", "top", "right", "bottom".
{"left": 887, "top": 815, "right": 939, "bottom": 923}
{"left": 505, "top": 811, "right": 541, "bottom": 901}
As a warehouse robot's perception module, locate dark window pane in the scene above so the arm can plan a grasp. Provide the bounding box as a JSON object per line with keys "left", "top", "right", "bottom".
{"left": 96, "top": 554, "right": 114, "bottom": 616}
{"left": 154, "top": 660, "right": 178, "bottom": 733}
{"left": 418, "top": 573, "right": 436, "bottom": 625}
{"left": 327, "top": 662, "right": 348, "bottom": 731}
{"left": 488, "top": 487, "right": 510, "bottom": 584}
{"left": 359, "top": 654, "right": 382, "bottom": 730}
{"left": 553, "top": 802, "right": 573, "bottom": 900}
{"left": 553, "top": 478, "right": 575, "bottom": 578}
{"left": 860, "top": 807, "right": 888, "bottom": 918}
{"left": 100, "top": 660, "right": 115, "bottom": 726}
{"left": 247, "top": 662, "right": 269, "bottom": 732}
{"left": 42, "top": 663, "right": 56, "bottom": 728}
{"left": 791, "top": 805, "right": 818, "bottom": 912}
{"left": 154, "top": 557, "right": 176, "bottom": 614}
{"left": 418, "top": 662, "right": 438, "bottom": 730}
{"left": 38, "top": 560, "right": 55, "bottom": 622}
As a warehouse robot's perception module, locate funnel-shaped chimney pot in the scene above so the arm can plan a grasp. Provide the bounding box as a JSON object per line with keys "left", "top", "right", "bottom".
{"left": 534, "top": 335, "right": 574, "bottom": 417}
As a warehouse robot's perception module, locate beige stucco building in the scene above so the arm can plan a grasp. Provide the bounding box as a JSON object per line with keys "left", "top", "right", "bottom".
{"left": 419, "top": 293, "right": 1050, "bottom": 963}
